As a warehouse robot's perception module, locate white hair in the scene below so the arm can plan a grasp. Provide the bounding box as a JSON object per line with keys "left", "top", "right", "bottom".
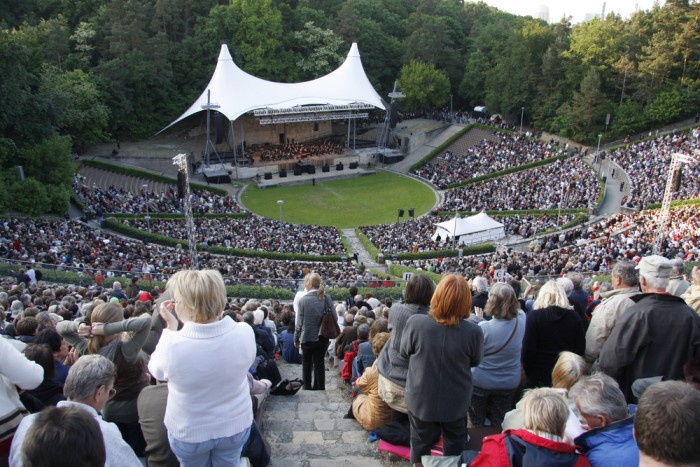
{"left": 473, "top": 276, "right": 488, "bottom": 292}
{"left": 556, "top": 277, "right": 573, "bottom": 294}
{"left": 253, "top": 309, "right": 264, "bottom": 325}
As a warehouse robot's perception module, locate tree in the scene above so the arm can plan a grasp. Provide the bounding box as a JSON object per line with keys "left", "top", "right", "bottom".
{"left": 556, "top": 68, "right": 605, "bottom": 141}
{"left": 293, "top": 21, "right": 345, "bottom": 78}
{"left": 38, "top": 66, "right": 109, "bottom": 153}
{"left": 645, "top": 87, "right": 684, "bottom": 124}
{"left": 398, "top": 61, "right": 450, "bottom": 111}
{"left": 16, "top": 135, "right": 73, "bottom": 187}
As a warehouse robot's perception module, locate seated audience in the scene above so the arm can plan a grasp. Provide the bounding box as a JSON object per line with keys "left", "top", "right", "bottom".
{"left": 571, "top": 373, "right": 638, "bottom": 467}
{"left": 278, "top": 319, "right": 302, "bottom": 364}
{"left": 350, "top": 332, "right": 392, "bottom": 431}
{"left": 9, "top": 354, "right": 142, "bottom": 466}
{"left": 19, "top": 405, "right": 106, "bottom": 467}
{"left": 469, "top": 388, "right": 589, "bottom": 466}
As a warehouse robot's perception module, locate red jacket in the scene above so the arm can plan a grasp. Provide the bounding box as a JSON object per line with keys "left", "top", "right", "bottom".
{"left": 471, "top": 429, "right": 589, "bottom": 467}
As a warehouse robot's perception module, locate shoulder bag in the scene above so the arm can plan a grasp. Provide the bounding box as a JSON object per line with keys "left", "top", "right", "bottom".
{"left": 320, "top": 295, "right": 341, "bottom": 339}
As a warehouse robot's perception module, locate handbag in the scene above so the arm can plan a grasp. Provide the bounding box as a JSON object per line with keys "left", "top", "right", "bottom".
{"left": 320, "top": 295, "right": 341, "bottom": 339}
{"left": 483, "top": 316, "right": 519, "bottom": 357}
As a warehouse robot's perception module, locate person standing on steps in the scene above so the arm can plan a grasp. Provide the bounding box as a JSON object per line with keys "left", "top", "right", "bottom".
{"left": 295, "top": 273, "right": 332, "bottom": 391}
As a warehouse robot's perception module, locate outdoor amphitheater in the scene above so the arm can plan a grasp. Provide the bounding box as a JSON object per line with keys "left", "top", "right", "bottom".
{"left": 2, "top": 37, "right": 700, "bottom": 467}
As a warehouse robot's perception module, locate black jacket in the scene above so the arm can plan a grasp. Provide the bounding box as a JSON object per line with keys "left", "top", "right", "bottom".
{"left": 599, "top": 292, "right": 700, "bottom": 401}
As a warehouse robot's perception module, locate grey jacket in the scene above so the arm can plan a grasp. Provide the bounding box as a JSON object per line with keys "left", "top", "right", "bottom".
{"left": 377, "top": 302, "right": 429, "bottom": 386}
{"left": 295, "top": 291, "right": 331, "bottom": 344}
{"left": 585, "top": 286, "right": 639, "bottom": 364}
{"left": 400, "top": 314, "right": 483, "bottom": 421}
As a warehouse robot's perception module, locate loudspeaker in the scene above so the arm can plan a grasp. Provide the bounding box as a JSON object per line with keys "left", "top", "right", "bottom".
{"left": 313, "top": 122, "right": 319, "bottom": 131}
{"left": 336, "top": 163, "right": 343, "bottom": 171}
{"left": 672, "top": 168, "right": 682, "bottom": 192}
{"left": 177, "top": 171, "right": 186, "bottom": 199}
{"left": 264, "top": 172, "right": 272, "bottom": 180}
{"left": 307, "top": 166, "right": 316, "bottom": 174}
{"left": 408, "top": 208, "right": 414, "bottom": 217}
{"left": 349, "top": 162, "right": 358, "bottom": 169}
{"left": 398, "top": 209, "right": 404, "bottom": 217}
{"left": 294, "top": 167, "right": 302, "bottom": 176}
{"left": 322, "top": 165, "right": 330, "bottom": 173}
{"left": 279, "top": 169, "right": 287, "bottom": 178}
{"left": 215, "top": 113, "right": 224, "bottom": 144}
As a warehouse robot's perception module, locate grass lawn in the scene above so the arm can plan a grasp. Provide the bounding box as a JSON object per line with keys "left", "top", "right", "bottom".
{"left": 240, "top": 170, "right": 437, "bottom": 228}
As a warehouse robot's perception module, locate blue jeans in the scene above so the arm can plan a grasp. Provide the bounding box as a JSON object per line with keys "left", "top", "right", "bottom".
{"left": 168, "top": 425, "right": 251, "bottom": 467}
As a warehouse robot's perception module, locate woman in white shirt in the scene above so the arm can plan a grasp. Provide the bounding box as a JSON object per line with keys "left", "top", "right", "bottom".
{"left": 149, "top": 269, "right": 256, "bottom": 467}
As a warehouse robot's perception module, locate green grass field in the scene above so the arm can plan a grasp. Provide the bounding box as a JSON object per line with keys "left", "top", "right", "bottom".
{"left": 240, "top": 170, "right": 437, "bottom": 228}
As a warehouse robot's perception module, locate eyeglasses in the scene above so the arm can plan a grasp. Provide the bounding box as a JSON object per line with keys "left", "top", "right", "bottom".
{"left": 99, "top": 385, "right": 117, "bottom": 400}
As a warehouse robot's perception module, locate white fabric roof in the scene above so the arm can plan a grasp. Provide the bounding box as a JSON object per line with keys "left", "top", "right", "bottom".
{"left": 432, "top": 212, "right": 505, "bottom": 246}
{"left": 164, "top": 43, "right": 386, "bottom": 130}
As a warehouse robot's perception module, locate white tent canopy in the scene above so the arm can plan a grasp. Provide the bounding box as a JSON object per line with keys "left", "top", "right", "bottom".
{"left": 163, "top": 43, "right": 386, "bottom": 131}
{"left": 432, "top": 212, "right": 505, "bottom": 246}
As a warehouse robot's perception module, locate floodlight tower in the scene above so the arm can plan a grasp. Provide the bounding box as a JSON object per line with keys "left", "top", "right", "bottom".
{"left": 652, "top": 151, "right": 697, "bottom": 254}
{"left": 201, "top": 90, "right": 220, "bottom": 168}
{"left": 378, "top": 81, "right": 405, "bottom": 152}
{"left": 173, "top": 153, "right": 199, "bottom": 269}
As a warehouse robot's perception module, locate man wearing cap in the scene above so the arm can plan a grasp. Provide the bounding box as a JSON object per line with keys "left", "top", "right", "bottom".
{"left": 598, "top": 255, "right": 700, "bottom": 401}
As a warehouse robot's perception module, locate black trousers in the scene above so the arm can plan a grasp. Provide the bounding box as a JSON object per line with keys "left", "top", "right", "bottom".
{"left": 301, "top": 338, "right": 330, "bottom": 390}
{"left": 408, "top": 412, "right": 467, "bottom": 464}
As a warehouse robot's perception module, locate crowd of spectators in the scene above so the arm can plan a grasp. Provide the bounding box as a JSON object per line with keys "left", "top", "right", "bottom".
{"left": 73, "top": 175, "right": 245, "bottom": 215}
{"left": 247, "top": 140, "right": 344, "bottom": 164}
{"left": 412, "top": 133, "right": 570, "bottom": 189}
{"left": 124, "top": 217, "right": 345, "bottom": 256}
{"left": 608, "top": 130, "right": 700, "bottom": 209}
{"left": 360, "top": 213, "right": 575, "bottom": 254}
{"left": 398, "top": 205, "right": 700, "bottom": 278}
{"left": 441, "top": 156, "right": 599, "bottom": 212}
{"left": 0, "top": 218, "right": 373, "bottom": 289}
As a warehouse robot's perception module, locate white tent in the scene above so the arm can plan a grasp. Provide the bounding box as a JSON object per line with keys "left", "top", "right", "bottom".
{"left": 432, "top": 212, "right": 505, "bottom": 246}
{"left": 162, "top": 43, "right": 386, "bottom": 130}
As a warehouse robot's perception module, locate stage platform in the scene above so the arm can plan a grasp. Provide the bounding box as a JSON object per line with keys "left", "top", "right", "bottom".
{"left": 202, "top": 168, "right": 231, "bottom": 184}
{"left": 255, "top": 164, "right": 376, "bottom": 188}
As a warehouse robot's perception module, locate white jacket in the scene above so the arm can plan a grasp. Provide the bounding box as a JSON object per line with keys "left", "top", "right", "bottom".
{"left": 0, "top": 337, "right": 43, "bottom": 442}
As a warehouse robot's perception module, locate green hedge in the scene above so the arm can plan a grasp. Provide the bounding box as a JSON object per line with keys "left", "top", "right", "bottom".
{"left": 387, "top": 264, "right": 443, "bottom": 283}
{"left": 328, "top": 286, "right": 405, "bottom": 302}
{"left": 392, "top": 243, "right": 495, "bottom": 261}
{"left": 644, "top": 197, "right": 700, "bottom": 210}
{"left": 79, "top": 159, "right": 228, "bottom": 196}
{"left": 103, "top": 217, "right": 345, "bottom": 262}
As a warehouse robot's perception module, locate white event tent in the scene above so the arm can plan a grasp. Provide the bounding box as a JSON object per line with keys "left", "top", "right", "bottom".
{"left": 432, "top": 212, "right": 505, "bottom": 246}
{"left": 163, "top": 42, "right": 386, "bottom": 130}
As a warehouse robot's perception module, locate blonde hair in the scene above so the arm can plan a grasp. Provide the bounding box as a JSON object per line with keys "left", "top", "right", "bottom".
{"left": 430, "top": 274, "right": 471, "bottom": 327}
{"left": 533, "top": 280, "right": 571, "bottom": 310}
{"left": 304, "top": 273, "right": 325, "bottom": 301}
{"left": 166, "top": 269, "right": 226, "bottom": 323}
{"left": 521, "top": 388, "right": 569, "bottom": 437}
{"left": 551, "top": 351, "right": 588, "bottom": 389}
{"left": 87, "top": 303, "right": 124, "bottom": 354}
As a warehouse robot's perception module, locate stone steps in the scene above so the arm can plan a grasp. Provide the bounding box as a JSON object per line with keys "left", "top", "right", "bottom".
{"left": 263, "top": 360, "right": 407, "bottom": 466}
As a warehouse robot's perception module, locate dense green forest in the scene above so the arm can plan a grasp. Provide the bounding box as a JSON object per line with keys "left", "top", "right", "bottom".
{"left": 0, "top": 0, "right": 698, "bottom": 214}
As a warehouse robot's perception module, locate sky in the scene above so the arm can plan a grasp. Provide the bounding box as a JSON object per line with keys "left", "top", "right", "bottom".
{"left": 477, "top": 0, "right": 662, "bottom": 24}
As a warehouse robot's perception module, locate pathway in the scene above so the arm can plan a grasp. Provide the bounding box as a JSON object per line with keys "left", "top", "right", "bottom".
{"left": 263, "top": 360, "right": 405, "bottom": 466}
{"left": 342, "top": 229, "right": 386, "bottom": 274}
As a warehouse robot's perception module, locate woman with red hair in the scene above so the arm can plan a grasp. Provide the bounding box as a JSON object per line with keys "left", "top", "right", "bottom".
{"left": 400, "top": 274, "right": 484, "bottom": 466}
